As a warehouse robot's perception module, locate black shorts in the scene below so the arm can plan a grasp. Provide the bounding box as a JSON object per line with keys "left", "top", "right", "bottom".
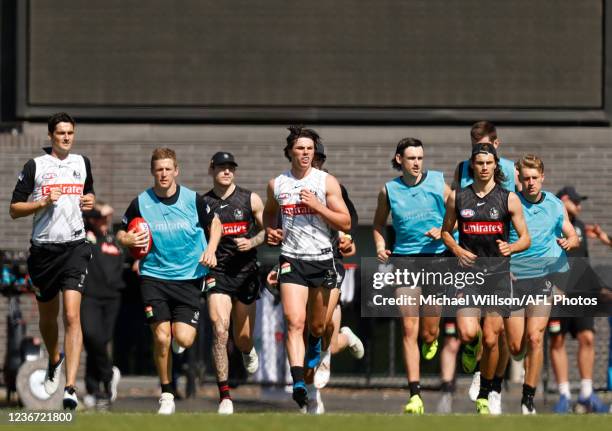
{"left": 510, "top": 275, "right": 554, "bottom": 312}
{"left": 548, "top": 316, "right": 595, "bottom": 338}
{"left": 27, "top": 240, "right": 92, "bottom": 302}
{"left": 140, "top": 276, "right": 203, "bottom": 328}
{"left": 335, "top": 258, "right": 346, "bottom": 289}
{"left": 389, "top": 252, "right": 449, "bottom": 296}
{"left": 205, "top": 267, "right": 261, "bottom": 305}
{"left": 456, "top": 271, "right": 512, "bottom": 314}
{"left": 278, "top": 255, "right": 338, "bottom": 289}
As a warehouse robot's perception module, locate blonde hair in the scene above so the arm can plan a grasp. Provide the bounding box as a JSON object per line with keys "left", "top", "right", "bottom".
{"left": 516, "top": 154, "right": 544, "bottom": 174}
{"left": 150, "top": 147, "right": 177, "bottom": 170}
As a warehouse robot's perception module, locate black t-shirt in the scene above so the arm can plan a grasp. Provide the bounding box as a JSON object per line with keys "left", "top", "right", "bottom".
{"left": 456, "top": 184, "right": 511, "bottom": 271}
{"left": 203, "top": 185, "right": 258, "bottom": 273}
{"left": 567, "top": 217, "right": 588, "bottom": 258}
{"left": 83, "top": 233, "right": 125, "bottom": 299}
{"left": 121, "top": 185, "right": 214, "bottom": 232}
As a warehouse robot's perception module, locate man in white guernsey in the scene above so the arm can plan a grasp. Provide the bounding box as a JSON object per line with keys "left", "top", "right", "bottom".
{"left": 9, "top": 112, "right": 95, "bottom": 410}
{"left": 263, "top": 126, "right": 351, "bottom": 411}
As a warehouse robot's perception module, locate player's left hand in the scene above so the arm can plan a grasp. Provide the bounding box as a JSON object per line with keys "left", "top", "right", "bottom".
{"left": 496, "top": 239, "right": 512, "bottom": 256}
{"left": 424, "top": 227, "right": 442, "bottom": 240}
{"left": 339, "top": 234, "right": 356, "bottom": 256}
{"left": 556, "top": 237, "right": 571, "bottom": 250}
{"left": 80, "top": 193, "right": 95, "bottom": 211}
{"left": 234, "top": 237, "right": 253, "bottom": 252}
{"left": 200, "top": 248, "right": 217, "bottom": 268}
{"left": 299, "top": 189, "right": 322, "bottom": 211}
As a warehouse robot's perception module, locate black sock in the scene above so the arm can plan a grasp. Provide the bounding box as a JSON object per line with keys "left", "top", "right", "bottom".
{"left": 492, "top": 375, "right": 503, "bottom": 393}
{"left": 160, "top": 383, "right": 174, "bottom": 395}
{"left": 217, "top": 380, "right": 231, "bottom": 400}
{"left": 64, "top": 385, "right": 76, "bottom": 394}
{"left": 290, "top": 366, "right": 304, "bottom": 384}
{"left": 522, "top": 384, "right": 536, "bottom": 398}
{"left": 441, "top": 380, "right": 455, "bottom": 393}
{"left": 477, "top": 377, "right": 492, "bottom": 400}
{"left": 409, "top": 381, "right": 421, "bottom": 397}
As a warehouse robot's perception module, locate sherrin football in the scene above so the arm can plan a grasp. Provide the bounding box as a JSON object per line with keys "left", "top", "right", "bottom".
{"left": 127, "top": 217, "right": 152, "bottom": 259}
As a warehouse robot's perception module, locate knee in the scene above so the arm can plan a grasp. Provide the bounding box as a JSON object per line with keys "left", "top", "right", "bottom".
{"left": 507, "top": 340, "right": 523, "bottom": 356}
{"left": 212, "top": 321, "right": 229, "bottom": 342}
{"left": 402, "top": 318, "right": 419, "bottom": 339}
{"left": 154, "top": 328, "right": 172, "bottom": 349}
{"left": 578, "top": 330, "right": 594, "bottom": 349}
{"left": 285, "top": 315, "right": 305, "bottom": 335}
{"left": 64, "top": 309, "right": 81, "bottom": 328}
{"left": 420, "top": 326, "right": 439, "bottom": 344}
{"left": 527, "top": 330, "right": 543, "bottom": 352}
{"left": 458, "top": 326, "right": 477, "bottom": 344}
{"left": 483, "top": 331, "right": 499, "bottom": 350}
{"left": 308, "top": 321, "right": 325, "bottom": 339}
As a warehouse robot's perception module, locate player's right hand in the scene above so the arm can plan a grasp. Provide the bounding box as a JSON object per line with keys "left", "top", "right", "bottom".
{"left": 124, "top": 229, "right": 149, "bottom": 248}
{"left": 266, "top": 269, "right": 279, "bottom": 287}
{"left": 266, "top": 227, "right": 283, "bottom": 246}
{"left": 456, "top": 248, "right": 477, "bottom": 267}
{"left": 41, "top": 187, "right": 62, "bottom": 207}
{"left": 376, "top": 248, "right": 392, "bottom": 263}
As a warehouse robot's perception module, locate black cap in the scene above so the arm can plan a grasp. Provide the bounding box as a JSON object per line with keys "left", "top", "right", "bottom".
{"left": 315, "top": 142, "right": 326, "bottom": 158}
{"left": 557, "top": 186, "right": 588, "bottom": 205}
{"left": 471, "top": 142, "right": 498, "bottom": 159}
{"left": 210, "top": 152, "right": 238, "bottom": 167}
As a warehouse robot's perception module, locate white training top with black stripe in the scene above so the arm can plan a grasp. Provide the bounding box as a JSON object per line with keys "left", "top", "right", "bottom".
{"left": 11, "top": 150, "right": 94, "bottom": 244}
{"left": 274, "top": 167, "right": 333, "bottom": 261}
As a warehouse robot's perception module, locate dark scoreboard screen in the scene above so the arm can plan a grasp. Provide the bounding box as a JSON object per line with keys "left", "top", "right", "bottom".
{"left": 19, "top": 0, "right": 604, "bottom": 121}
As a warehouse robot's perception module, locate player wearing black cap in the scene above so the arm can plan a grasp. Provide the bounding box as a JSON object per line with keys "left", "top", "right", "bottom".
{"left": 203, "top": 152, "right": 265, "bottom": 415}
{"left": 441, "top": 143, "right": 530, "bottom": 414}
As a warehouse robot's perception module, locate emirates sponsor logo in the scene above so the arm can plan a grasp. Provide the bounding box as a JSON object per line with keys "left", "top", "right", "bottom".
{"left": 462, "top": 221, "right": 504, "bottom": 235}
{"left": 281, "top": 203, "right": 315, "bottom": 216}
{"left": 222, "top": 222, "right": 248, "bottom": 236}
{"left": 41, "top": 184, "right": 84, "bottom": 196}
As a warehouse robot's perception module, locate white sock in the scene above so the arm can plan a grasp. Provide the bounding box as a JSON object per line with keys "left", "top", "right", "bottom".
{"left": 579, "top": 379, "right": 593, "bottom": 399}
{"left": 558, "top": 382, "right": 571, "bottom": 398}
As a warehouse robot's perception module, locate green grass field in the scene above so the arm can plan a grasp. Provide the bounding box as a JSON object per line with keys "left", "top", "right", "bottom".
{"left": 4, "top": 412, "right": 612, "bottom": 431}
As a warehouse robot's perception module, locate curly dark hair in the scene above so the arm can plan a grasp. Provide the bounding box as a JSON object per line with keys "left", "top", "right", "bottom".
{"left": 284, "top": 126, "right": 321, "bottom": 161}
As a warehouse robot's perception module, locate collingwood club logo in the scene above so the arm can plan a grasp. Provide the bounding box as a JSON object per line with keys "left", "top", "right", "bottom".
{"left": 489, "top": 207, "right": 500, "bottom": 220}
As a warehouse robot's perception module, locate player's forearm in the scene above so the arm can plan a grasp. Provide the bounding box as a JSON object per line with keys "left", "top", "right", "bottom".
{"left": 249, "top": 229, "right": 266, "bottom": 248}
{"left": 441, "top": 231, "right": 460, "bottom": 255}
{"left": 509, "top": 233, "right": 530, "bottom": 254}
{"left": 207, "top": 218, "right": 222, "bottom": 252}
{"left": 316, "top": 206, "right": 351, "bottom": 232}
{"left": 9, "top": 201, "right": 45, "bottom": 219}
{"left": 373, "top": 226, "right": 386, "bottom": 252}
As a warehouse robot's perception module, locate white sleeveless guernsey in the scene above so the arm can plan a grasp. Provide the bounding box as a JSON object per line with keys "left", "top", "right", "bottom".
{"left": 274, "top": 168, "right": 333, "bottom": 261}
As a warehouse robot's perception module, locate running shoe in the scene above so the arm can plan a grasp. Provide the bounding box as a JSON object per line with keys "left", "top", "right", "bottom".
{"left": 421, "top": 339, "right": 439, "bottom": 360}
{"left": 44, "top": 353, "right": 65, "bottom": 395}
{"left": 403, "top": 394, "right": 424, "bottom": 414}
{"left": 340, "top": 327, "right": 365, "bottom": 359}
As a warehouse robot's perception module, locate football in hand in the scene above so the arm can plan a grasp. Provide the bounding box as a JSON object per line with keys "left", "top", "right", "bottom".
{"left": 127, "top": 217, "right": 152, "bottom": 259}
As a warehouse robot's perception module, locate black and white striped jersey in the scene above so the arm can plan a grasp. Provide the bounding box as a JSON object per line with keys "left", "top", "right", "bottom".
{"left": 11, "top": 149, "right": 94, "bottom": 244}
